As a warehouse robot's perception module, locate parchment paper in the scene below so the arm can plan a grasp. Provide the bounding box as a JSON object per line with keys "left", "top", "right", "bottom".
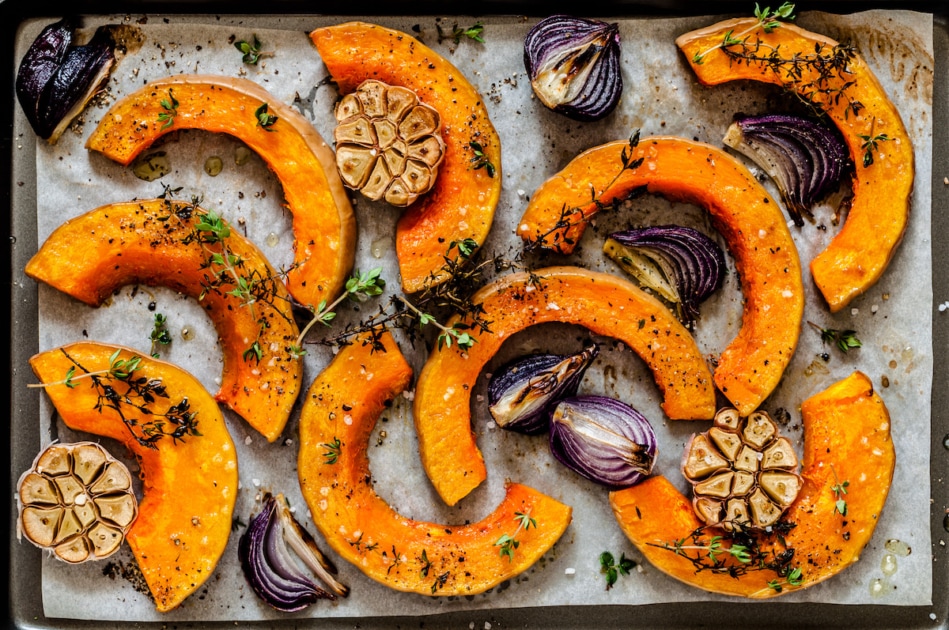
{"left": 24, "top": 9, "right": 933, "bottom": 622}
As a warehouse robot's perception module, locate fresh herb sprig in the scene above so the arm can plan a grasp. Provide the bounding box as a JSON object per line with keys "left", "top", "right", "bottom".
{"left": 526, "top": 131, "right": 645, "bottom": 253}
{"left": 234, "top": 35, "right": 271, "bottom": 65}
{"left": 292, "top": 267, "right": 387, "bottom": 356}
{"left": 767, "top": 566, "right": 805, "bottom": 592}
{"left": 157, "top": 88, "right": 179, "bottom": 130}
{"left": 438, "top": 21, "right": 486, "bottom": 45}
{"left": 858, "top": 132, "right": 890, "bottom": 167}
{"left": 149, "top": 313, "right": 172, "bottom": 358}
{"left": 468, "top": 139, "right": 496, "bottom": 177}
{"left": 495, "top": 511, "right": 536, "bottom": 561}
{"left": 321, "top": 437, "right": 342, "bottom": 465}
{"left": 808, "top": 321, "right": 862, "bottom": 353}
{"left": 31, "top": 348, "right": 201, "bottom": 449}
{"left": 692, "top": 2, "right": 796, "bottom": 65}
{"left": 255, "top": 103, "right": 278, "bottom": 131}
{"left": 830, "top": 464, "right": 850, "bottom": 516}
{"left": 600, "top": 551, "right": 636, "bottom": 590}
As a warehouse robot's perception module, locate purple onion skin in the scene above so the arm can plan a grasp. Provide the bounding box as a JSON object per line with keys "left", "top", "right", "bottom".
{"left": 524, "top": 15, "right": 622, "bottom": 122}
{"left": 608, "top": 225, "right": 726, "bottom": 327}
{"left": 549, "top": 395, "right": 657, "bottom": 490}
{"left": 487, "top": 345, "right": 598, "bottom": 434}
{"left": 238, "top": 494, "right": 331, "bottom": 613}
{"left": 731, "top": 114, "right": 849, "bottom": 226}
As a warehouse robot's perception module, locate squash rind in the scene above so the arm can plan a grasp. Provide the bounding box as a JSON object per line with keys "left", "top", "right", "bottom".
{"left": 675, "top": 20, "right": 914, "bottom": 312}
{"left": 516, "top": 137, "right": 804, "bottom": 417}
{"left": 30, "top": 342, "right": 239, "bottom": 612}
{"left": 414, "top": 266, "right": 716, "bottom": 507}
{"left": 297, "top": 332, "right": 572, "bottom": 596}
{"left": 609, "top": 371, "right": 894, "bottom": 597}
{"left": 24, "top": 198, "right": 301, "bottom": 442}
{"left": 85, "top": 74, "right": 356, "bottom": 310}
{"left": 309, "top": 21, "right": 501, "bottom": 294}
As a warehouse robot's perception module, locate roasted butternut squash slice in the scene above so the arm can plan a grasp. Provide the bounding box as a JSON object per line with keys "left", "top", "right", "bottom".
{"left": 517, "top": 137, "right": 804, "bottom": 417}
{"left": 30, "top": 342, "right": 239, "bottom": 612}
{"left": 297, "top": 331, "right": 572, "bottom": 595}
{"left": 415, "top": 266, "right": 716, "bottom": 507}
{"left": 310, "top": 22, "right": 501, "bottom": 294}
{"left": 24, "top": 198, "right": 301, "bottom": 442}
{"left": 676, "top": 20, "right": 913, "bottom": 312}
{"left": 85, "top": 74, "right": 356, "bottom": 310}
{"left": 610, "top": 371, "right": 894, "bottom": 597}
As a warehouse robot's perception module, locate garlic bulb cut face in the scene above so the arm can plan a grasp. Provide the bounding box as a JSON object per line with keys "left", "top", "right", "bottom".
{"left": 333, "top": 79, "right": 446, "bottom": 207}
{"left": 17, "top": 441, "right": 138, "bottom": 563}
{"left": 681, "top": 408, "right": 802, "bottom": 531}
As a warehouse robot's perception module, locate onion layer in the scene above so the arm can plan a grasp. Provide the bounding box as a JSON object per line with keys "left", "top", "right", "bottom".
{"left": 523, "top": 15, "right": 622, "bottom": 122}
{"left": 549, "top": 395, "right": 657, "bottom": 489}
{"left": 604, "top": 224, "right": 725, "bottom": 329}
{"left": 239, "top": 493, "right": 348, "bottom": 612}
{"left": 723, "top": 114, "right": 850, "bottom": 226}
{"left": 487, "top": 345, "right": 598, "bottom": 434}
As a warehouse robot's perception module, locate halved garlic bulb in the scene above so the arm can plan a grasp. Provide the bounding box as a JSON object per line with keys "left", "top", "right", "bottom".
{"left": 681, "top": 408, "right": 801, "bottom": 531}
{"left": 17, "top": 441, "right": 138, "bottom": 563}
{"left": 333, "top": 79, "right": 446, "bottom": 207}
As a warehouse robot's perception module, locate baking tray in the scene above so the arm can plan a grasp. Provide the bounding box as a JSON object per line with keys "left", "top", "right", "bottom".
{"left": 3, "top": 1, "right": 948, "bottom": 628}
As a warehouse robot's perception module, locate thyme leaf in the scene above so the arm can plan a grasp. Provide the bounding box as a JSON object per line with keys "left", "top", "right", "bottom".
{"left": 149, "top": 312, "right": 172, "bottom": 358}
{"left": 321, "top": 437, "right": 342, "bottom": 465}
{"left": 830, "top": 464, "right": 850, "bottom": 516}
{"left": 808, "top": 321, "right": 862, "bottom": 353}
{"left": 468, "top": 140, "right": 496, "bottom": 177}
{"left": 157, "top": 88, "right": 179, "bottom": 130}
{"left": 234, "top": 34, "right": 270, "bottom": 65}
{"left": 255, "top": 103, "right": 278, "bottom": 131}
{"left": 494, "top": 510, "right": 535, "bottom": 562}
{"left": 600, "top": 551, "right": 637, "bottom": 590}
{"left": 858, "top": 132, "right": 890, "bottom": 167}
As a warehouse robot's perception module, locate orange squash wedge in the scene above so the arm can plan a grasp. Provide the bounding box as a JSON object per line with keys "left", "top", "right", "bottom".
{"left": 30, "top": 342, "right": 239, "bottom": 612}
{"left": 297, "top": 331, "right": 572, "bottom": 595}
{"left": 24, "top": 198, "right": 301, "bottom": 442}
{"left": 85, "top": 74, "right": 356, "bottom": 310}
{"left": 414, "top": 266, "right": 716, "bottom": 507}
{"left": 517, "top": 137, "right": 804, "bottom": 417}
{"left": 610, "top": 371, "right": 894, "bottom": 597}
{"left": 310, "top": 22, "right": 501, "bottom": 294}
{"left": 676, "top": 20, "right": 914, "bottom": 312}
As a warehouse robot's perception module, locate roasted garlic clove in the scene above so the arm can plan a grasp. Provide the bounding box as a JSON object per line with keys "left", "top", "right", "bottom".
{"left": 334, "top": 79, "right": 446, "bottom": 207}
{"left": 682, "top": 408, "right": 802, "bottom": 531}
{"left": 17, "top": 441, "right": 139, "bottom": 563}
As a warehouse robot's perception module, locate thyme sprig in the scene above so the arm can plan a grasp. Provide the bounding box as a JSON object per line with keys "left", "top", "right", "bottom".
{"left": 600, "top": 551, "right": 636, "bottom": 590}
{"left": 34, "top": 348, "right": 201, "bottom": 449}
{"left": 255, "top": 103, "right": 278, "bottom": 131}
{"left": 830, "top": 464, "right": 850, "bottom": 516}
{"left": 526, "top": 131, "right": 645, "bottom": 253}
{"left": 234, "top": 34, "right": 272, "bottom": 65}
{"left": 157, "top": 88, "right": 178, "bottom": 130}
{"left": 321, "top": 437, "right": 342, "bottom": 465}
{"left": 649, "top": 522, "right": 802, "bottom": 587}
{"left": 858, "top": 132, "right": 890, "bottom": 167}
{"left": 292, "top": 267, "right": 386, "bottom": 356}
{"left": 495, "top": 511, "right": 536, "bottom": 561}
{"left": 468, "top": 140, "right": 496, "bottom": 178}
{"left": 438, "top": 21, "right": 486, "bottom": 45}
{"left": 808, "top": 321, "right": 862, "bottom": 353}
{"left": 767, "top": 566, "right": 805, "bottom": 592}
{"left": 692, "top": 2, "right": 796, "bottom": 65}
{"left": 149, "top": 313, "right": 172, "bottom": 358}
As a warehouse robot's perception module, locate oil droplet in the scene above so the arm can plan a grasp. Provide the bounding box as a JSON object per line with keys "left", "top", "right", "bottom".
{"left": 131, "top": 151, "right": 170, "bottom": 181}
{"left": 370, "top": 237, "right": 390, "bottom": 259}
{"left": 181, "top": 327, "right": 195, "bottom": 341}
{"left": 881, "top": 375, "right": 890, "bottom": 388}
{"left": 204, "top": 156, "right": 223, "bottom": 176}
{"left": 266, "top": 232, "right": 279, "bottom": 247}
{"left": 888, "top": 360, "right": 897, "bottom": 369}
{"left": 885, "top": 539, "right": 912, "bottom": 556}
{"left": 235, "top": 146, "right": 252, "bottom": 166}
{"left": 944, "top": 434, "right": 949, "bottom": 450}
{"left": 880, "top": 553, "right": 897, "bottom": 576}
{"left": 869, "top": 578, "right": 886, "bottom": 597}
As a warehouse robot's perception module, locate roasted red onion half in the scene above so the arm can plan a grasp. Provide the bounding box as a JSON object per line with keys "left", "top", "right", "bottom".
{"left": 239, "top": 493, "right": 348, "bottom": 612}
{"left": 723, "top": 114, "right": 850, "bottom": 226}
{"left": 488, "top": 345, "right": 598, "bottom": 434}
{"left": 603, "top": 225, "right": 725, "bottom": 329}
{"left": 523, "top": 15, "right": 622, "bottom": 122}
{"left": 16, "top": 18, "right": 116, "bottom": 143}
{"left": 549, "top": 395, "right": 656, "bottom": 489}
